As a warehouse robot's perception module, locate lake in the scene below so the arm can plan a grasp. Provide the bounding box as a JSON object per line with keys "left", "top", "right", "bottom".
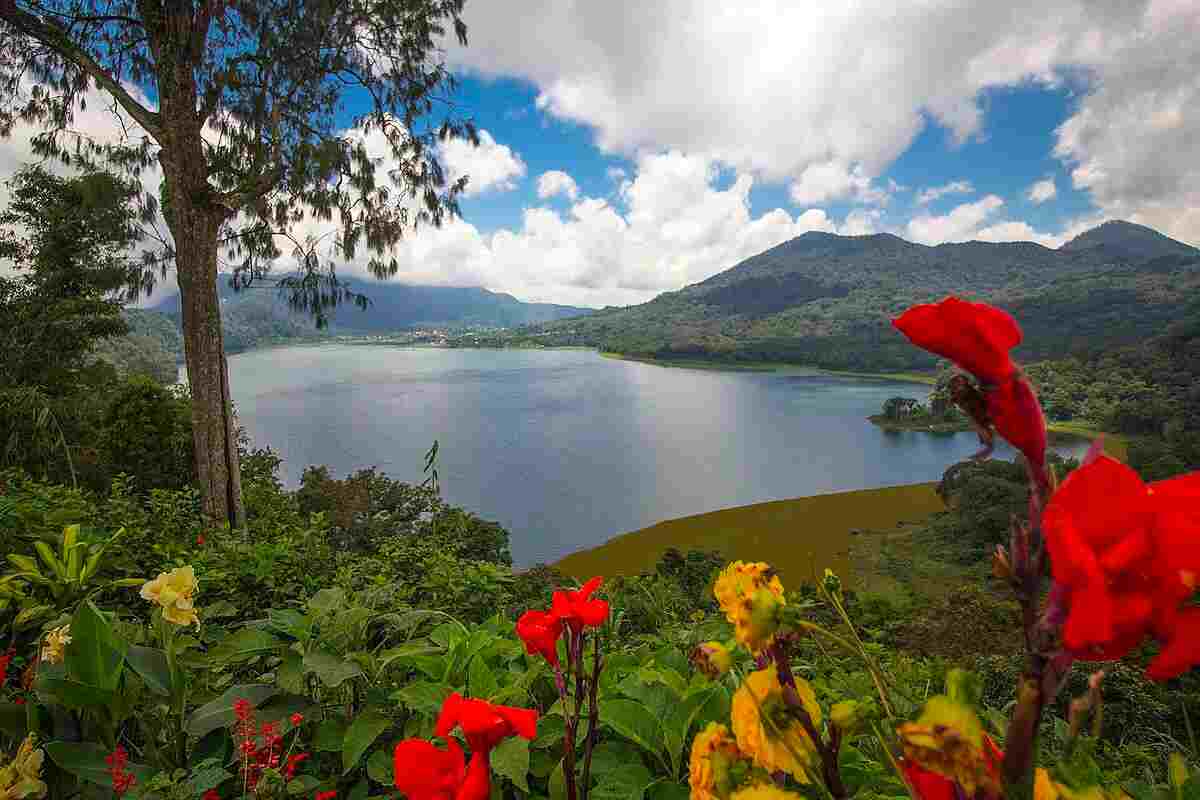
{"left": 224, "top": 345, "right": 1087, "bottom": 567}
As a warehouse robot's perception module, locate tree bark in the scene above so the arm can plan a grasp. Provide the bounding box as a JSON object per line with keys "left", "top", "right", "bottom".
{"left": 161, "top": 163, "right": 245, "bottom": 530}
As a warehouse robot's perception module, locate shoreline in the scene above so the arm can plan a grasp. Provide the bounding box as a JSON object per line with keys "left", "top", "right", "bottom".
{"left": 598, "top": 351, "right": 938, "bottom": 384}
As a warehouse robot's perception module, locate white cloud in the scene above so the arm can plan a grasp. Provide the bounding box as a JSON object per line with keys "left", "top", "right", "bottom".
{"left": 1027, "top": 177, "right": 1057, "bottom": 204}
{"left": 536, "top": 170, "right": 579, "bottom": 200}
{"left": 915, "top": 181, "right": 975, "bottom": 205}
{"left": 1052, "top": 0, "right": 1200, "bottom": 244}
{"left": 789, "top": 161, "right": 888, "bottom": 207}
{"left": 438, "top": 129, "right": 526, "bottom": 197}
{"left": 906, "top": 195, "right": 1006, "bottom": 244}
{"left": 447, "top": 0, "right": 1149, "bottom": 185}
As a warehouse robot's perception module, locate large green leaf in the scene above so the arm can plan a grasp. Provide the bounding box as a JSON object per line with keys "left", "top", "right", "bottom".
{"left": 378, "top": 641, "right": 442, "bottom": 671}
{"left": 392, "top": 680, "right": 453, "bottom": 716}
{"left": 549, "top": 759, "right": 567, "bottom": 800}
{"left": 303, "top": 650, "right": 363, "bottom": 688}
{"left": 35, "top": 675, "right": 115, "bottom": 709}
{"left": 591, "top": 763, "right": 654, "bottom": 800}
{"left": 208, "top": 628, "right": 288, "bottom": 663}
{"left": 600, "top": 699, "right": 665, "bottom": 761}
{"left": 185, "top": 684, "right": 278, "bottom": 737}
{"left": 65, "top": 600, "right": 126, "bottom": 690}
{"left": 314, "top": 717, "right": 349, "bottom": 752}
{"left": 492, "top": 736, "right": 530, "bottom": 792}
{"left": 342, "top": 710, "right": 392, "bottom": 774}
{"left": 45, "top": 742, "right": 156, "bottom": 788}
{"left": 366, "top": 749, "right": 393, "bottom": 784}
{"left": 125, "top": 645, "right": 172, "bottom": 696}
{"left": 307, "top": 588, "right": 346, "bottom": 615}
{"left": 468, "top": 655, "right": 499, "bottom": 700}
{"left": 663, "top": 687, "right": 721, "bottom": 775}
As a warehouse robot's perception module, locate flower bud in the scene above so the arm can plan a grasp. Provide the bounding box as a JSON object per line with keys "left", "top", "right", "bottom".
{"left": 830, "top": 700, "right": 862, "bottom": 736}
{"left": 991, "top": 545, "right": 1012, "bottom": 581}
{"left": 745, "top": 588, "right": 783, "bottom": 649}
{"left": 692, "top": 641, "right": 734, "bottom": 679}
{"left": 822, "top": 568, "right": 842, "bottom": 597}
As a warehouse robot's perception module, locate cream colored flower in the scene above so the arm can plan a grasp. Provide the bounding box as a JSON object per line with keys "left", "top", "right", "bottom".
{"left": 38, "top": 625, "right": 70, "bottom": 665}
{"left": 140, "top": 565, "right": 200, "bottom": 626}
{"left": 0, "top": 734, "right": 48, "bottom": 799}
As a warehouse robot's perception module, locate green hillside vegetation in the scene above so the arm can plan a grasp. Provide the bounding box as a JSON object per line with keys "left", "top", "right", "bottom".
{"left": 519, "top": 221, "right": 1200, "bottom": 371}
{"left": 88, "top": 308, "right": 183, "bottom": 384}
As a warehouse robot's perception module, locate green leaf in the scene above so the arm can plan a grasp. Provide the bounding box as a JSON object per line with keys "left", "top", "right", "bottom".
{"left": 0, "top": 703, "right": 27, "bottom": 738}
{"left": 348, "top": 777, "right": 369, "bottom": 800}
{"left": 647, "top": 781, "right": 690, "bottom": 800}
{"left": 591, "top": 763, "right": 654, "bottom": 800}
{"left": 45, "top": 742, "right": 156, "bottom": 788}
{"left": 277, "top": 651, "right": 307, "bottom": 695}
{"left": 208, "top": 628, "right": 288, "bottom": 663}
{"left": 343, "top": 710, "right": 392, "bottom": 774}
{"left": 367, "top": 749, "right": 393, "bottom": 784}
{"left": 303, "top": 650, "right": 363, "bottom": 688}
{"left": 587, "top": 742, "right": 643, "bottom": 779}
{"left": 600, "top": 699, "right": 665, "bottom": 761}
{"left": 185, "top": 684, "right": 278, "bottom": 737}
{"left": 468, "top": 655, "right": 499, "bottom": 700}
{"left": 663, "top": 687, "right": 720, "bottom": 776}
{"left": 12, "top": 604, "right": 52, "bottom": 628}
{"left": 267, "top": 608, "right": 312, "bottom": 640}
{"left": 392, "top": 681, "right": 452, "bottom": 716}
{"left": 287, "top": 775, "right": 321, "bottom": 795}
{"left": 35, "top": 675, "right": 115, "bottom": 709}
{"left": 492, "top": 736, "right": 530, "bottom": 792}
{"left": 125, "top": 645, "right": 172, "bottom": 696}
{"left": 186, "top": 764, "right": 234, "bottom": 795}
{"left": 314, "top": 717, "right": 349, "bottom": 752}
{"left": 378, "top": 641, "right": 441, "bottom": 671}
{"left": 549, "top": 759, "right": 567, "bottom": 800}
{"left": 308, "top": 588, "right": 346, "bottom": 615}
{"left": 66, "top": 600, "right": 126, "bottom": 690}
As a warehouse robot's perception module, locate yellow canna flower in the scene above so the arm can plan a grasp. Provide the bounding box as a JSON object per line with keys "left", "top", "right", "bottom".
{"left": 729, "top": 784, "right": 804, "bottom": 800}
{"left": 713, "top": 562, "right": 785, "bottom": 653}
{"left": 730, "top": 667, "right": 821, "bottom": 781}
{"left": 140, "top": 565, "right": 200, "bottom": 626}
{"left": 38, "top": 625, "right": 71, "bottom": 665}
{"left": 0, "top": 734, "right": 48, "bottom": 799}
{"left": 1034, "top": 768, "right": 1132, "bottom": 800}
{"left": 896, "top": 696, "right": 1002, "bottom": 798}
{"left": 689, "top": 722, "right": 749, "bottom": 800}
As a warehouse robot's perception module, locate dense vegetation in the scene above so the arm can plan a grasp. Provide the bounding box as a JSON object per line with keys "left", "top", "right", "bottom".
{"left": 515, "top": 222, "right": 1200, "bottom": 372}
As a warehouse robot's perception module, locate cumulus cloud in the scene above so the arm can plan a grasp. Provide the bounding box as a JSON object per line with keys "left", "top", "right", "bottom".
{"left": 907, "top": 196, "right": 1006, "bottom": 244}
{"left": 1027, "top": 177, "right": 1057, "bottom": 204}
{"left": 916, "top": 181, "right": 975, "bottom": 205}
{"left": 536, "top": 170, "right": 579, "bottom": 200}
{"left": 439, "top": 129, "right": 526, "bottom": 197}
{"left": 789, "top": 161, "right": 888, "bottom": 207}
{"left": 1053, "top": 0, "right": 1200, "bottom": 244}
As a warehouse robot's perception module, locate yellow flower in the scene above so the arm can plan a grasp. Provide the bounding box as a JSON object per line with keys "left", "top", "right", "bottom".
{"left": 0, "top": 734, "right": 48, "bottom": 799}
{"left": 896, "top": 696, "right": 1001, "bottom": 797}
{"left": 729, "top": 784, "right": 804, "bottom": 800}
{"left": 692, "top": 641, "right": 734, "bottom": 679}
{"left": 731, "top": 667, "right": 821, "bottom": 781}
{"left": 689, "top": 723, "right": 748, "bottom": 800}
{"left": 713, "top": 562, "right": 785, "bottom": 653}
{"left": 829, "top": 700, "right": 862, "bottom": 736}
{"left": 38, "top": 625, "right": 70, "bottom": 665}
{"left": 140, "top": 565, "right": 200, "bottom": 626}
{"left": 1034, "top": 768, "right": 1131, "bottom": 800}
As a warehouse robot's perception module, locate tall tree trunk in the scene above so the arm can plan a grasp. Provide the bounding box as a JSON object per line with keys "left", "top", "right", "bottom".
{"left": 165, "top": 178, "right": 245, "bottom": 530}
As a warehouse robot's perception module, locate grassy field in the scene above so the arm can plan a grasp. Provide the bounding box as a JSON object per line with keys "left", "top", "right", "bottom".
{"left": 555, "top": 483, "right": 946, "bottom": 585}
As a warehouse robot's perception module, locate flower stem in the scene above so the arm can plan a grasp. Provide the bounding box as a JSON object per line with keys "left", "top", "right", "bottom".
{"left": 771, "top": 642, "right": 847, "bottom": 799}
{"left": 580, "top": 633, "right": 603, "bottom": 796}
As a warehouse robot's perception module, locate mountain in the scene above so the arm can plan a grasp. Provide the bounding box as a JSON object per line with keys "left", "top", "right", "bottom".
{"left": 148, "top": 276, "right": 594, "bottom": 354}
{"left": 524, "top": 221, "right": 1200, "bottom": 372}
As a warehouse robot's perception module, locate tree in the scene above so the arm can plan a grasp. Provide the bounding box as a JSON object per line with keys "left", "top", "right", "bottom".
{"left": 0, "top": 0, "right": 478, "bottom": 527}
{"left": 0, "top": 165, "right": 143, "bottom": 391}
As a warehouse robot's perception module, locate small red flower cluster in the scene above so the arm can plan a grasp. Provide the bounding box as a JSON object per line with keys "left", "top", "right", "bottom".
{"left": 394, "top": 692, "right": 538, "bottom": 800}
{"left": 893, "top": 297, "right": 1047, "bottom": 478}
{"left": 0, "top": 648, "right": 14, "bottom": 686}
{"left": 233, "top": 697, "right": 285, "bottom": 791}
{"left": 197, "top": 534, "right": 206, "bottom": 546}
{"left": 1044, "top": 453, "right": 1200, "bottom": 679}
{"left": 106, "top": 745, "right": 136, "bottom": 797}
{"left": 315, "top": 791, "right": 337, "bottom": 800}
{"left": 515, "top": 576, "right": 609, "bottom": 665}
{"left": 202, "top": 791, "right": 221, "bottom": 800}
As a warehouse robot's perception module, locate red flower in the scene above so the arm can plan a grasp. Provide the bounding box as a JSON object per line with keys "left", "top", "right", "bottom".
{"left": 515, "top": 609, "right": 563, "bottom": 665}
{"left": 551, "top": 576, "right": 609, "bottom": 633}
{"left": 233, "top": 698, "right": 253, "bottom": 722}
{"left": 286, "top": 752, "right": 310, "bottom": 778}
{"left": 1043, "top": 456, "right": 1200, "bottom": 678}
{"left": 315, "top": 792, "right": 338, "bottom": 800}
{"left": 0, "top": 649, "right": 14, "bottom": 686}
{"left": 290, "top": 712, "right": 305, "bottom": 727}
{"left": 900, "top": 760, "right": 955, "bottom": 800}
{"left": 394, "top": 739, "right": 490, "bottom": 800}
{"left": 892, "top": 297, "right": 1020, "bottom": 385}
{"left": 202, "top": 792, "right": 221, "bottom": 800}
{"left": 196, "top": 534, "right": 206, "bottom": 546}
{"left": 106, "top": 745, "right": 136, "bottom": 797}
{"left": 435, "top": 692, "right": 538, "bottom": 754}
{"left": 12, "top": 697, "right": 23, "bottom": 705}
{"left": 893, "top": 297, "right": 1046, "bottom": 474}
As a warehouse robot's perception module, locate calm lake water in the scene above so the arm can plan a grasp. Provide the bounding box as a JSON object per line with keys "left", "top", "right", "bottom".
{"left": 223, "top": 346, "right": 1087, "bottom": 567}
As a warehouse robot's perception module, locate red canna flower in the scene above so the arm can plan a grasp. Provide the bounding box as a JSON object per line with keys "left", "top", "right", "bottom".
{"left": 1043, "top": 455, "right": 1200, "bottom": 679}
{"left": 551, "top": 576, "right": 609, "bottom": 633}
{"left": 515, "top": 609, "right": 563, "bottom": 665}
{"left": 394, "top": 738, "right": 490, "bottom": 800}
{"left": 202, "top": 792, "right": 221, "bottom": 800}
{"left": 315, "top": 792, "right": 338, "bottom": 800}
{"left": 900, "top": 759, "right": 956, "bottom": 800}
{"left": 0, "top": 649, "right": 13, "bottom": 686}
{"left": 435, "top": 692, "right": 538, "bottom": 754}
{"left": 893, "top": 297, "right": 1047, "bottom": 475}
{"left": 892, "top": 297, "right": 1021, "bottom": 386}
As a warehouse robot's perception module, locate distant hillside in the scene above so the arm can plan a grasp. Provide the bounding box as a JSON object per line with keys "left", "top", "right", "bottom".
{"left": 524, "top": 221, "right": 1200, "bottom": 371}
{"left": 89, "top": 308, "right": 184, "bottom": 384}
{"left": 148, "top": 276, "right": 593, "bottom": 354}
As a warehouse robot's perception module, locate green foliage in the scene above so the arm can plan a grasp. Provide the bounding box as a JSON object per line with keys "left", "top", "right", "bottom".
{"left": 96, "top": 378, "right": 194, "bottom": 492}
